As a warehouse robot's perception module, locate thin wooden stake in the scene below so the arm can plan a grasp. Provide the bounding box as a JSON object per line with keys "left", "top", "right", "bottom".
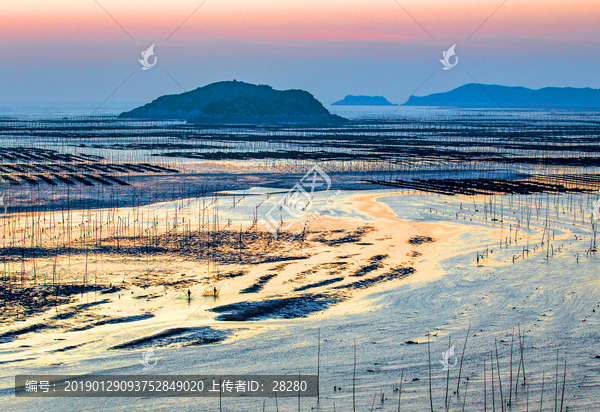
{"left": 428, "top": 334, "right": 434, "bottom": 412}
{"left": 540, "top": 372, "right": 545, "bottom": 412}
{"left": 353, "top": 339, "right": 356, "bottom": 412}
{"left": 456, "top": 324, "right": 471, "bottom": 396}
{"left": 317, "top": 328, "right": 321, "bottom": 403}
{"left": 484, "top": 358, "right": 487, "bottom": 411}
{"left": 461, "top": 378, "right": 469, "bottom": 412}
{"left": 559, "top": 361, "right": 566, "bottom": 412}
{"left": 492, "top": 351, "right": 496, "bottom": 412}
{"left": 509, "top": 328, "right": 514, "bottom": 406}
{"left": 445, "top": 334, "right": 451, "bottom": 409}
{"left": 495, "top": 338, "right": 505, "bottom": 412}
{"left": 397, "top": 368, "right": 404, "bottom": 412}
{"left": 555, "top": 351, "right": 559, "bottom": 412}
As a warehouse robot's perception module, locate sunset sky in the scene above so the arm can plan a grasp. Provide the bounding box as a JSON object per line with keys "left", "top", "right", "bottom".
{"left": 1, "top": 0, "right": 599, "bottom": 108}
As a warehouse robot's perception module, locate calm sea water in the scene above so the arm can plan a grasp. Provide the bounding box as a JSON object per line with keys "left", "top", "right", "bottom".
{"left": 0, "top": 102, "right": 143, "bottom": 119}
{"left": 2, "top": 102, "right": 589, "bottom": 121}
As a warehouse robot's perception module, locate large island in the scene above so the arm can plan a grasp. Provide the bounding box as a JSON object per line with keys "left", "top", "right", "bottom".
{"left": 404, "top": 83, "right": 600, "bottom": 109}
{"left": 119, "top": 80, "right": 347, "bottom": 124}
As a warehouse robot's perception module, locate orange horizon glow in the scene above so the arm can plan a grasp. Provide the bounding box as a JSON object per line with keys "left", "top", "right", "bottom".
{"left": 1, "top": 0, "right": 599, "bottom": 42}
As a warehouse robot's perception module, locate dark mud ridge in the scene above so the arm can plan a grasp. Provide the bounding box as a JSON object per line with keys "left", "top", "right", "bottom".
{"left": 0, "top": 323, "right": 58, "bottom": 343}
{"left": 0, "top": 284, "right": 112, "bottom": 322}
{"left": 70, "top": 313, "right": 155, "bottom": 332}
{"left": 240, "top": 274, "right": 277, "bottom": 294}
{"left": 257, "top": 255, "right": 310, "bottom": 264}
{"left": 294, "top": 277, "right": 345, "bottom": 292}
{"left": 333, "top": 266, "right": 415, "bottom": 291}
{"left": 408, "top": 236, "right": 436, "bottom": 245}
{"left": 0, "top": 357, "right": 37, "bottom": 365}
{"left": 351, "top": 254, "right": 388, "bottom": 277}
{"left": 48, "top": 341, "right": 95, "bottom": 353}
{"left": 110, "top": 327, "right": 231, "bottom": 349}
{"left": 221, "top": 269, "right": 249, "bottom": 280}
{"left": 51, "top": 299, "right": 110, "bottom": 320}
{"left": 211, "top": 293, "right": 343, "bottom": 321}
{"left": 214, "top": 265, "right": 415, "bottom": 321}
{"left": 314, "top": 226, "right": 375, "bottom": 247}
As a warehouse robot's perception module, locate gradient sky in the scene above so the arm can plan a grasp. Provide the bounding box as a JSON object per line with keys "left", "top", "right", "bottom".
{"left": 1, "top": 0, "right": 599, "bottom": 109}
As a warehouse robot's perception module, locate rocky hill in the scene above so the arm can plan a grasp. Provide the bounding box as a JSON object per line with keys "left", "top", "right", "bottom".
{"left": 332, "top": 95, "right": 397, "bottom": 106}
{"left": 119, "top": 81, "right": 347, "bottom": 124}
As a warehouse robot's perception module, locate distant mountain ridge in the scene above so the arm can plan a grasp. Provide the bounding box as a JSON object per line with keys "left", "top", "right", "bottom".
{"left": 332, "top": 95, "right": 397, "bottom": 106}
{"left": 119, "top": 81, "right": 346, "bottom": 124}
{"left": 404, "top": 84, "right": 600, "bottom": 109}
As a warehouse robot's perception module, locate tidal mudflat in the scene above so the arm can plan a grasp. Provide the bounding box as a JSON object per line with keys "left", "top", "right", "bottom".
{"left": 1, "top": 112, "right": 599, "bottom": 410}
